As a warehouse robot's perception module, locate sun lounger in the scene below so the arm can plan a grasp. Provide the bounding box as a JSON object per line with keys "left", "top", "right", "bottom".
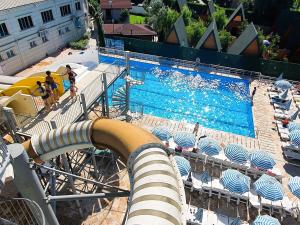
{"left": 273, "top": 101, "right": 292, "bottom": 111}
{"left": 274, "top": 110, "right": 298, "bottom": 120}
{"left": 249, "top": 190, "right": 261, "bottom": 209}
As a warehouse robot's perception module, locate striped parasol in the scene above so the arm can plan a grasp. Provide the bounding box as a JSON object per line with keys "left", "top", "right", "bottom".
{"left": 288, "top": 123, "right": 300, "bottom": 132}
{"left": 174, "top": 156, "right": 191, "bottom": 177}
{"left": 288, "top": 176, "right": 300, "bottom": 198}
{"left": 197, "top": 138, "right": 221, "bottom": 156}
{"left": 275, "top": 79, "right": 292, "bottom": 90}
{"left": 173, "top": 132, "right": 196, "bottom": 148}
{"left": 249, "top": 151, "right": 276, "bottom": 170}
{"left": 230, "top": 217, "right": 241, "bottom": 225}
{"left": 221, "top": 169, "right": 250, "bottom": 194}
{"left": 151, "top": 126, "right": 172, "bottom": 141}
{"left": 224, "top": 144, "right": 248, "bottom": 164}
{"left": 253, "top": 215, "right": 280, "bottom": 225}
{"left": 254, "top": 174, "right": 284, "bottom": 201}
{"left": 289, "top": 130, "right": 300, "bottom": 146}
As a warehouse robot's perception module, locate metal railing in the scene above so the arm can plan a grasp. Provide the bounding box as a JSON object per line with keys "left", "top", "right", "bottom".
{"left": 0, "top": 137, "right": 10, "bottom": 189}
{"left": 0, "top": 197, "right": 45, "bottom": 225}
{"left": 99, "top": 47, "right": 262, "bottom": 78}
{"left": 14, "top": 113, "right": 51, "bottom": 135}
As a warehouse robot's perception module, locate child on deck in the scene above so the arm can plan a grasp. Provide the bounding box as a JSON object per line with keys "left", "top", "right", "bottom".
{"left": 70, "top": 82, "right": 78, "bottom": 101}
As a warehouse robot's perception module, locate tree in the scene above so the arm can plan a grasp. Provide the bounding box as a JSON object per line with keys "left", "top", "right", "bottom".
{"left": 120, "top": 9, "right": 129, "bottom": 22}
{"left": 88, "top": 0, "right": 105, "bottom": 47}
{"left": 182, "top": 5, "right": 192, "bottom": 26}
{"left": 213, "top": 7, "right": 228, "bottom": 30}
{"left": 186, "top": 20, "right": 207, "bottom": 47}
{"left": 163, "top": 0, "right": 177, "bottom": 8}
{"left": 219, "top": 29, "right": 234, "bottom": 50}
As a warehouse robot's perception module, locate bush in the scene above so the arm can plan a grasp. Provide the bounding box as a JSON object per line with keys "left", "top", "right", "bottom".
{"left": 69, "top": 37, "right": 89, "bottom": 50}
{"left": 120, "top": 9, "right": 129, "bottom": 22}
{"left": 186, "top": 20, "right": 207, "bottom": 47}
{"left": 219, "top": 29, "right": 234, "bottom": 50}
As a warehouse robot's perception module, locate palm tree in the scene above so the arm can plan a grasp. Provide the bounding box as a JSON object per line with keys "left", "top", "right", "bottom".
{"left": 87, "top": 0, "right": 105, "bottom": 47}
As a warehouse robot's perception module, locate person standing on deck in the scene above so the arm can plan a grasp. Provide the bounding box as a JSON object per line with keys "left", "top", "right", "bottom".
{"left": 45, "top": 71, "right": 59, "bottom": 102}
{"left": 193, "top": 122, "right": 200, "bottom": 135}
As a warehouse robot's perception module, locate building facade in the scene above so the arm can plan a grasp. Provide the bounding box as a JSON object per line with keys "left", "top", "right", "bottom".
{"left": 0, "top": 0, "right": 88, "bottom": 76}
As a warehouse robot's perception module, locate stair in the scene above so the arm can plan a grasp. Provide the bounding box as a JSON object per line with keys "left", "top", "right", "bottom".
{"left": 112, "top": 86, "right": 127, "bottom": 114}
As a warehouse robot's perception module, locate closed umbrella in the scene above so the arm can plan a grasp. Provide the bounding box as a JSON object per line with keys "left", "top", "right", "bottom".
{"left": 278, "top": 89, "right": 288, "bottom": 100}
{"left": 276, "top": 73, "right": 283, "bottom": 81}
{"left": 289, "top": 130, "right": 300, "bottom": 146}
{"left": 254, "top": 174, "right": 284, "bottom": 201}
{"left": 290, "top": 109, "right": 299, "bottom": 121}
{"left": 198, "top": 171, "right": 210, "bottom": 183}
{"left": 198, "top": 137, "right": 221, "bottom": 156}
{"left": 173, "top": 132, "right": 196, "bottom": 148}
{"left": 249, "top": 151, "right": 276, "bottom": 170}
{"left": 288, "top": 176, "right": 300, "bottom": 198}
{"left": 174, "top": 156, "right": 191, "bottom": 177}
{"left": 230, "top": 217, "right": 241, "bottom": 225}
{"left": 221, "top": 169, "right": 250, "bottom": 194}
{"left": 224, "top": 144, "right": 248, "bottom": 164}
{"left": 151, "top": 126, "right": 172, "bottom": 141}
{"left": 275, "top": 79, "right": 292, "bottom": 90}
{"left": 253, "top": 215, "right": 280, "bottom": 225}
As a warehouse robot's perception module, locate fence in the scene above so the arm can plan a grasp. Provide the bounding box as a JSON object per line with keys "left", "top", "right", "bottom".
{"left": 110, "top": 37, "right": 300, "bottom": 81}
{"left": 0, "top": 197, "right": 45, "bottom": 225}
{"left": 0, "top": 137, "right": 10, "bottom": 189}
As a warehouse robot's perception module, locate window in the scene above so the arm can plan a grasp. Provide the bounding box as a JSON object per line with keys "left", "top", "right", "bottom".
{"left": 41, "top": 10, "right": 54, "bottom": 23}
{"left": 60, "top": 5, "right": 71, "bottom": 17}
{"left": 0, "top": 23, "right": 9, "bottom": 38}
{"left": 42, "top": 36, "right": 48, "bottom": 43}
{"left": 58, "top": 29, "right": 64, "bottom": 35}
{"left": 29, "top": 41, "right": 37, "bottom": 48}
{"left": 75, "top": 2, "right": 81, "bottom": 11}
{"left": 6, "top": 49, "right": 15, "bottom": 58}
{"left": 65, "top": 27, "right": 70, "bottom": 33}
{"left": 18, "top": 16, "right": 34, "bottom": 31}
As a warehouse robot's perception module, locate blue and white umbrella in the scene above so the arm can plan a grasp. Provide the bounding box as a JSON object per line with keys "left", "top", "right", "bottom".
{"left": 224, "top": 144, "right": 248, "bottom": 164}
{"left": 276, "top": 73, "right": 283, "bottom": 81}
{"left": 249, "top": 151, "right": 276, "bottom": 170}
{"left": 174, "top": 156, "right": 191, "bottom": 177}
{"left": 290, "top": 109, "right": 299, "bottom": 121}
{"left": 198, "top": 138, "right": 221, "bottom": 156}
{"left": 281, "top": 99, "right": 292, "bottom": 111}
{"left": 275, "top": 79, "right": 292, "bottom": 90}
{"left": 278, "top": 89, "right": 288, "bottom": 100}
{"left": 198, "top": 171, "right": 210, "bottom": 183}
{"left": 221, "top": 169, "right": 250, "bottom": 194}
{"left": 288, "top": 123, "right": 300, "bottom": 132}
{"left": 253, "top": 215, "right": 280, "bottom": 225}
{"left": 288, "top": 176, "right": 300, "bottom": 198}
{"left": 254, "top": 174, "right": 284, "bottom": 201}
{"left": 173, "top": 132, "right": 196, "bottom": 148}
{"left": 289, "top": 130, "right": 300, "bottom": 146}
{"left": 230, "top": 217, "right": 241, "bottom": 225}
{"left": 151, "top": 126, "right": 172, "bottom": 141}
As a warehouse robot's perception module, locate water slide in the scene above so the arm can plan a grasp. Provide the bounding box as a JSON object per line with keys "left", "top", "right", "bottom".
{"left": 23, "top": 119, "right": 186, "bottom": 225}
{"left": 0, "top": 72, "right": 64, "bottom": 97}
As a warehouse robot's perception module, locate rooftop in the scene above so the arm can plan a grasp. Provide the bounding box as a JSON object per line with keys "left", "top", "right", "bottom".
{"left": 103, "top": 24, "right": 157, "bottom": 36}
{"left": 100, "top": 0, "right": 132, "bottom": 9}
{"left": 0, "top": 0, "right": 45, "bottom": 11}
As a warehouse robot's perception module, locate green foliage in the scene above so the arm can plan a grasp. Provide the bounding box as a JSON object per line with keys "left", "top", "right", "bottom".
{"left": 69, "top": 37, "right": 89, "bottom": 50}
{"left": 146, "top": 0, "right": 179, "bottom": 40}
{"left": 219, "top": 29, "right": 234, "bottom": 50}
{"left": 182, "top": 5, "right": 192, "bottom": 25}
{"left": 120, "top": 9, "right": 129, "bottom": 22}
{"left": 186, "top": 20, "right": 206, "bottom": 47}
{"left": 130, "top": 14, "right": 146, "bottom": 24}
{"left": 87, "top": 0, "right": 105, "bottom": 47}
{"left": 213, "top": 7, "right": 228, "bottom": 30}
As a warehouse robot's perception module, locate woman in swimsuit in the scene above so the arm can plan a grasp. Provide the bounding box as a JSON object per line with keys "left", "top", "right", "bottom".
{"left": 33, "top": 81, "right": 51, "bottom": 111}
{"left": 45, "top": 81, "right": 58, "bottom": 107}
{"left": 65, "top": 65, "right": 77, "bottom": 85}
{"left": 46, "top": 71, "right": 59, "bottom": 102}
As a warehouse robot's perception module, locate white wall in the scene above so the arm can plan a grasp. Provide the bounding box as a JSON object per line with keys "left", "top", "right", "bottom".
{"left": 0, "top": 0, "right": 88, "bottom": 76}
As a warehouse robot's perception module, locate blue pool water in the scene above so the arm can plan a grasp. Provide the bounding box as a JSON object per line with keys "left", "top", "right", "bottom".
{"left": 100, "top": 55, "right": 255, "bottom": 138}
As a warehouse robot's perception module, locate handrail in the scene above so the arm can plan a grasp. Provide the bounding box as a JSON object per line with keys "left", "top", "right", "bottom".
{"left": 99, "top": 47, "right": 262, "bottom": 78}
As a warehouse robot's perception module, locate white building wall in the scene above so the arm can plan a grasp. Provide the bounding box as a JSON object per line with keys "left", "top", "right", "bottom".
{"left": 0, "top": 0, "right": 88, "bottom": 76}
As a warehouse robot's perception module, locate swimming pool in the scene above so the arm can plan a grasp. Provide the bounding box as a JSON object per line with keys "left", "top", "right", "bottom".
{"left": 100, "top": 55, "right": 255, "bottom": 138}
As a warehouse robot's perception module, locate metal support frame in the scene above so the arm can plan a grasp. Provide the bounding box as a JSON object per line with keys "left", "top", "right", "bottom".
{"left": 103, "top": 73, "right": 109, "bottom": 118}
{"left": 36, "top": 163, "right": 129, "bottom": 193}
{"left": 3, "top": 107, "right": 23, "bottom": 143}
{"left": 80, "top": 93, "right": 89, "bottom": 120}
{"left": 8, "top": 144, "right": 59, "bottom": 225}
{"left": 47, "top": 191, "right": 129, "bottom": 202}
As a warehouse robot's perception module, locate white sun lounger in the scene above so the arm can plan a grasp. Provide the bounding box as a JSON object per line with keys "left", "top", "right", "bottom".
{"left": 249, "top": 190, "right": 261, "bottom": 209}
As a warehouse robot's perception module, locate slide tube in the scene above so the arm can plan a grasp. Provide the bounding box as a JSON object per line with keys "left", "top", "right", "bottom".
{"left": 23, "top": 119, "right": 186, "bottom": 225}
